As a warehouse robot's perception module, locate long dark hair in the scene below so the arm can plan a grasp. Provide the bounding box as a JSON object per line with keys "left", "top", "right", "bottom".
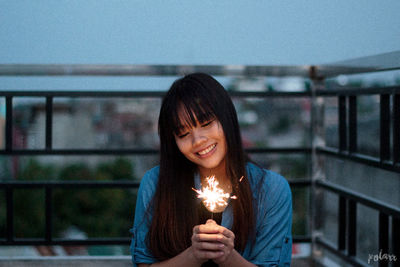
{"left": 147, "top": 73, "right": 254, "bottom": 260}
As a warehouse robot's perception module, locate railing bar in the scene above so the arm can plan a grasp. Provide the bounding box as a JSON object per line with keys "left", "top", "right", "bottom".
{"left": 0, "top": 91, "right": 167, "bottom": 98}
{"left": 316, "top": 180, "right": 400, "bottom": 217}
{"left": 0, "top": 180, "right": 310, "bottom": 188}
{"left": 292, "top": 236, "right": 312, "bottom": 243}
{"left": 0, "top": 149, "right": 160, "bottom": 155}
{"left": 5, "top": 87, "right": 398, "bottom": 98}
{"left": 0, "top": 181, "right": 141, "bottom": 188}
{"left": 231, "top": 91, "right": 312, "bottom": 97}
{"left": 348, "top": 200, "right": 357, "bottom": 257}
{"left": 0, "top": 147, "right": 312, "bottom": 155}
{"left": 287, "top": 179, "right": 312, "bottom": 186}
{"left": 338, "top": 196, "right": 347, "bottom": 251}
{"left": 315, "top": 238, "right": 369, "bottom": 267}
{"left": 316, "top": 86, "right": 400, "bottom": 96}
{"left": 45, "top": 96, "right": 53, "bottom": 150}
{"left": 0, "top": 238, "right": 132, "bottom": 246}
{"left": 392, "top": 216, "right": 400, "bottom": 266}
{"left": 378, "top": 212, "right": 389, "bottom": 267}
{"left": 242, "top": 147, "right": 311, "bottom": 153}
{"left": 317, "top": 147, "right": 400, "bottom": 174}
{"left": 380, "top": 94, "right": 391, "bottom": 161}
{"left": 349, "top": 96, "right": 357, "bottom": 153}
{"left": 0, "top": 90, "right": 312, "bottom": 98}
{"left": 45, "top": 187, "right": 52, "bottom": 242}
{"left": 5, "top": 96, "right": 13, "bottom": 152}
{"left": 339, "top": 96, "right": 347, "bottom": 151}
{"left": 0, "top": 236, "right": 311, "bottom": 246}
{"left": 0, "top": 64, "right": 316, "bottom": 77}
{"left": 2, "top": 87, "right": 399, "bottom": 98}
{"left": 394, "top": 94, "right": 400, "bottom": 165}
{"left": 6, "top": 187, "right": 14, "bottom": 242}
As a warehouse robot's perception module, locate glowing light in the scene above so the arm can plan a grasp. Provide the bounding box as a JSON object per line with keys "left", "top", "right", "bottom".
{"left": 192, "top": 175, "right": 237, "bottom": 213}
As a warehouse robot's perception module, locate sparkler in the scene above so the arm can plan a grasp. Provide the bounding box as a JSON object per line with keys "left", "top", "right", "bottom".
{"left": 192, "top": 175, "right": 239, "bottom": 218}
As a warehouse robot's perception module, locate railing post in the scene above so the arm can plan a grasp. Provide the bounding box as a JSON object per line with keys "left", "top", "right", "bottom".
{"left": 378, "top": 212, "right": 389, "bottom": 267}
{"left": 45, "top": 186, "right": 53, "bottom": 242}
{"left": 5, "top": 96, "right": 13, "bottom": 152}
{"left": 393, "top": 94, "right": 400, "bottom": 165}
{"left": 309, "top": 66, "right": 326, "bottom": 262}
{"left": 45, "top": 96, "right": 53, "bottom": 150}
{"left": 348, "top": 96, "right": 357, "bottom": 153}
{"left": 6, "top": 186, "right": 14, "bottom": 242}
{"left": 339, "top": 96, "right": 347, "bottom": 152}
{"left": 338, "top": 196, "right": 347, "bottom": 251}
{"left": 380, "top": 94, "right": 390, "bottom": 162}
{"left": 347, "top": 199, "right": 357, "bottom": 257}
{"left": 392, "top": 216, "right": 400, "bottom": 266}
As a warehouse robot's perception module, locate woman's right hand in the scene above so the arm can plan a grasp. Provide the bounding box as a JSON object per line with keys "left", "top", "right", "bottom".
{"left": 190, "top": 219, "right": 225, "bottom": 264}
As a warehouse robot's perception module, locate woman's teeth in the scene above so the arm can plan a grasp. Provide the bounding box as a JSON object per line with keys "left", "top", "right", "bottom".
{"left": 198, "top": 144, "right": 216, "bottom": 155}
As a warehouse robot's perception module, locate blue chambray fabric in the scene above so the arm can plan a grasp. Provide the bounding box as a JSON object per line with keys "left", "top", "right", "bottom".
{"left": 130, "top": 162, "right": 292, "bottom": 266}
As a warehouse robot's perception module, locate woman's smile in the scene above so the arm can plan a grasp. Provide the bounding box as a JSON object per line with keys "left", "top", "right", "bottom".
{"left": 196, "top": 143, "right": 217, "bottom": 157}
{"left": 174, "top": 117, "right": 227, "bottom": 175}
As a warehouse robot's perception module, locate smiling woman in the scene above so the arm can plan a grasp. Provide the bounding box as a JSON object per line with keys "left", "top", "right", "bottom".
{"left": 130, "top": 73, "right": 293, "bottom": 267}
{"left": 174, "top": 117, "right": 227, "bottom": 180}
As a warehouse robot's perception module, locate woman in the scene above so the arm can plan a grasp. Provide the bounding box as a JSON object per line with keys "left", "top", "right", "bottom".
{"left": 130, "top": 73, "right": 292, "bottom": 266}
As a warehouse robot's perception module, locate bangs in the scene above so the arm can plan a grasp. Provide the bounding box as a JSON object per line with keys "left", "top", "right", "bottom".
{"left": 159, "top": 73, "right": 228, "bottom": 139}
{"left": 171, "top": 98, "right": 216, "bottom": 135}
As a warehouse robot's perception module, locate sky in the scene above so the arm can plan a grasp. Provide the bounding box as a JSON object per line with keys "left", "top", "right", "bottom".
{"left": 0, "top": 0, "right": 400, "bottom": 90}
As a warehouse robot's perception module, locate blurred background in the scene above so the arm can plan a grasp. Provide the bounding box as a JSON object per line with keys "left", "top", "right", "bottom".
{"left": 0, "top": 1, "right": 399, "bottom": 266}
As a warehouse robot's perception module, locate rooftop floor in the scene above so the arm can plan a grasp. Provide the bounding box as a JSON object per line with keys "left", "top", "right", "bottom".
{"left": 0, "top": 256, "right": 315, "bottom": 267}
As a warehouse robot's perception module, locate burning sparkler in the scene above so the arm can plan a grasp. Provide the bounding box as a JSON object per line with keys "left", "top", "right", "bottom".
{"left": 192, "top": 175, "right": 238, "bottom": 217}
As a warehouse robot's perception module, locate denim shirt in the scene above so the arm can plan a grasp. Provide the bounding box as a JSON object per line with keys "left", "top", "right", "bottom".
{"left": 130, "top": 162, "right": 292, "bottom": 266}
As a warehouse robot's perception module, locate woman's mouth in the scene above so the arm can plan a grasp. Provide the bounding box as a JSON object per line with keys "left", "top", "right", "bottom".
{"left": 197, "top": 144, "right": 216, "bottom": 156}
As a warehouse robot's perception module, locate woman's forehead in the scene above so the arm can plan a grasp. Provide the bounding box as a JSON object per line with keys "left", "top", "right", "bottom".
{"left": 176, "top": 107, "right": 199, "bottom": 128}
{"left": 175, "top": 105, "right": 215, "bottom": 129}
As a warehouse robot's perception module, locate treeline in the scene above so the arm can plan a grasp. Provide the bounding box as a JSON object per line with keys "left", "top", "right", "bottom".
{"left": 1, "top": 158, "right": 137, "bottom": 240}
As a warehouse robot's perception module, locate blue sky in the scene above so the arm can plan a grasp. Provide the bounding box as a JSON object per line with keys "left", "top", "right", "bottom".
{"left": 0, "top": 1, "right": 399, "bottom": 90}
{"left": 1, "top": 0, "right": 400, "bottom": 65}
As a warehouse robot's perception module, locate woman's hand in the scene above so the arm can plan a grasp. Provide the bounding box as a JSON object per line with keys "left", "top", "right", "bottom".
{"left": 191, "top": 219, "right": 235, "bottom": 265}
{"left": 205, "top": 220, "right": 235, "bottom": 265}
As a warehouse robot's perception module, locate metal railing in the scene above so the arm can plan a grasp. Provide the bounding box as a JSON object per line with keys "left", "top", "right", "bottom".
{"left": 1, "top": 52, "right": 400, "bottom": 266}
{"left": 314, "top": 85, "right": 400, "bottom": 267}
{"left": 0, "top": 89, "right": 312, "bottom": 246}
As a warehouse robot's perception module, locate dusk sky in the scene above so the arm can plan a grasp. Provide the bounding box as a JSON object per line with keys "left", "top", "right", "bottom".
{"left": 1, "top": 1, "right": 399, "bottom": 90}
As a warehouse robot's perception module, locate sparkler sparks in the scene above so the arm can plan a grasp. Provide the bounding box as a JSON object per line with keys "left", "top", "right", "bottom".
{"left": 192, "top": 175, "right": 237, "bottom": 213}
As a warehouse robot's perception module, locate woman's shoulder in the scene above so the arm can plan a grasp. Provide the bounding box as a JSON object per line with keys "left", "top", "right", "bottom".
{"left": 137, "top": 166, "right": 160, "bottom": 197}
{"left": 142, "top": 166, "right": 160, "bottom": 180}
{"left": 246, "top": 162, "right": 291, "bottom": 197}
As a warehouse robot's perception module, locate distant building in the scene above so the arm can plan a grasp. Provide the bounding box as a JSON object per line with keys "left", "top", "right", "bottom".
{"left": 6, "top": 98, "right": 160, "bottom": 179}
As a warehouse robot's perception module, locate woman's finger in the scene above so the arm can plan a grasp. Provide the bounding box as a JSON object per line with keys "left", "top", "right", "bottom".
{"left": 193, "top": 240, "right": 225, "bottom": 251}
{"left": 221, "top": 228, "right": 235, "bottom": 239}
{"left": 195, "top": 233, "right": 225, "bottom": 242}
{"left": 206, "top": 219, "right": 217, "bottom": 224}
{"left": 197, "top": 223, "right": 220, "bottom": 234}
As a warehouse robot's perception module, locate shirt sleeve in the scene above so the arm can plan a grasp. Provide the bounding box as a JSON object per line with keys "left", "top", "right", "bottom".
{"left": 130, "top": 167, "right": 159, "bottom": 266}
{"left": 249, "top": 170, "right": 293, "bottom": 267}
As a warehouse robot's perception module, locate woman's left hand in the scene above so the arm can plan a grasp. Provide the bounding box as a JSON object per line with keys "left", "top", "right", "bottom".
{"left": 204, "top": 219, "right": 235, "bottom": 265}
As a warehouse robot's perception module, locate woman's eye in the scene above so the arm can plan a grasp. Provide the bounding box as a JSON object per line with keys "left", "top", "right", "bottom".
{"left": 178, "top": 132, "right": 189, "bottom": 138}
{"left": 202, "top": 120, "right": 214, "bottom": 127}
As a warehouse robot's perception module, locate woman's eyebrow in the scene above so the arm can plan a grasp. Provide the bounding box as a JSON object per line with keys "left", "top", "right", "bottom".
{"left": 174, "top": 123, "right": 191, "bottom": 133}
{"left": 175, "top": 125, "right": 185, "bottom": 132}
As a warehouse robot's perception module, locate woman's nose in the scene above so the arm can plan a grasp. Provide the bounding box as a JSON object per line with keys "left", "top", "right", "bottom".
{"left": 191, "top": 129, "right": 207, "bottom": 146}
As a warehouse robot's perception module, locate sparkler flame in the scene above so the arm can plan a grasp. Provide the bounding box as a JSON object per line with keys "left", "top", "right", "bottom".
{"left": 192, "top": 175, "right": 237, "bottom": 213}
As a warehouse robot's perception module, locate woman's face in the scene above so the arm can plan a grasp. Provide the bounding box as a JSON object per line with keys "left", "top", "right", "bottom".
{"left": 174, "top": 112, "right": 227, "bottom": 176}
